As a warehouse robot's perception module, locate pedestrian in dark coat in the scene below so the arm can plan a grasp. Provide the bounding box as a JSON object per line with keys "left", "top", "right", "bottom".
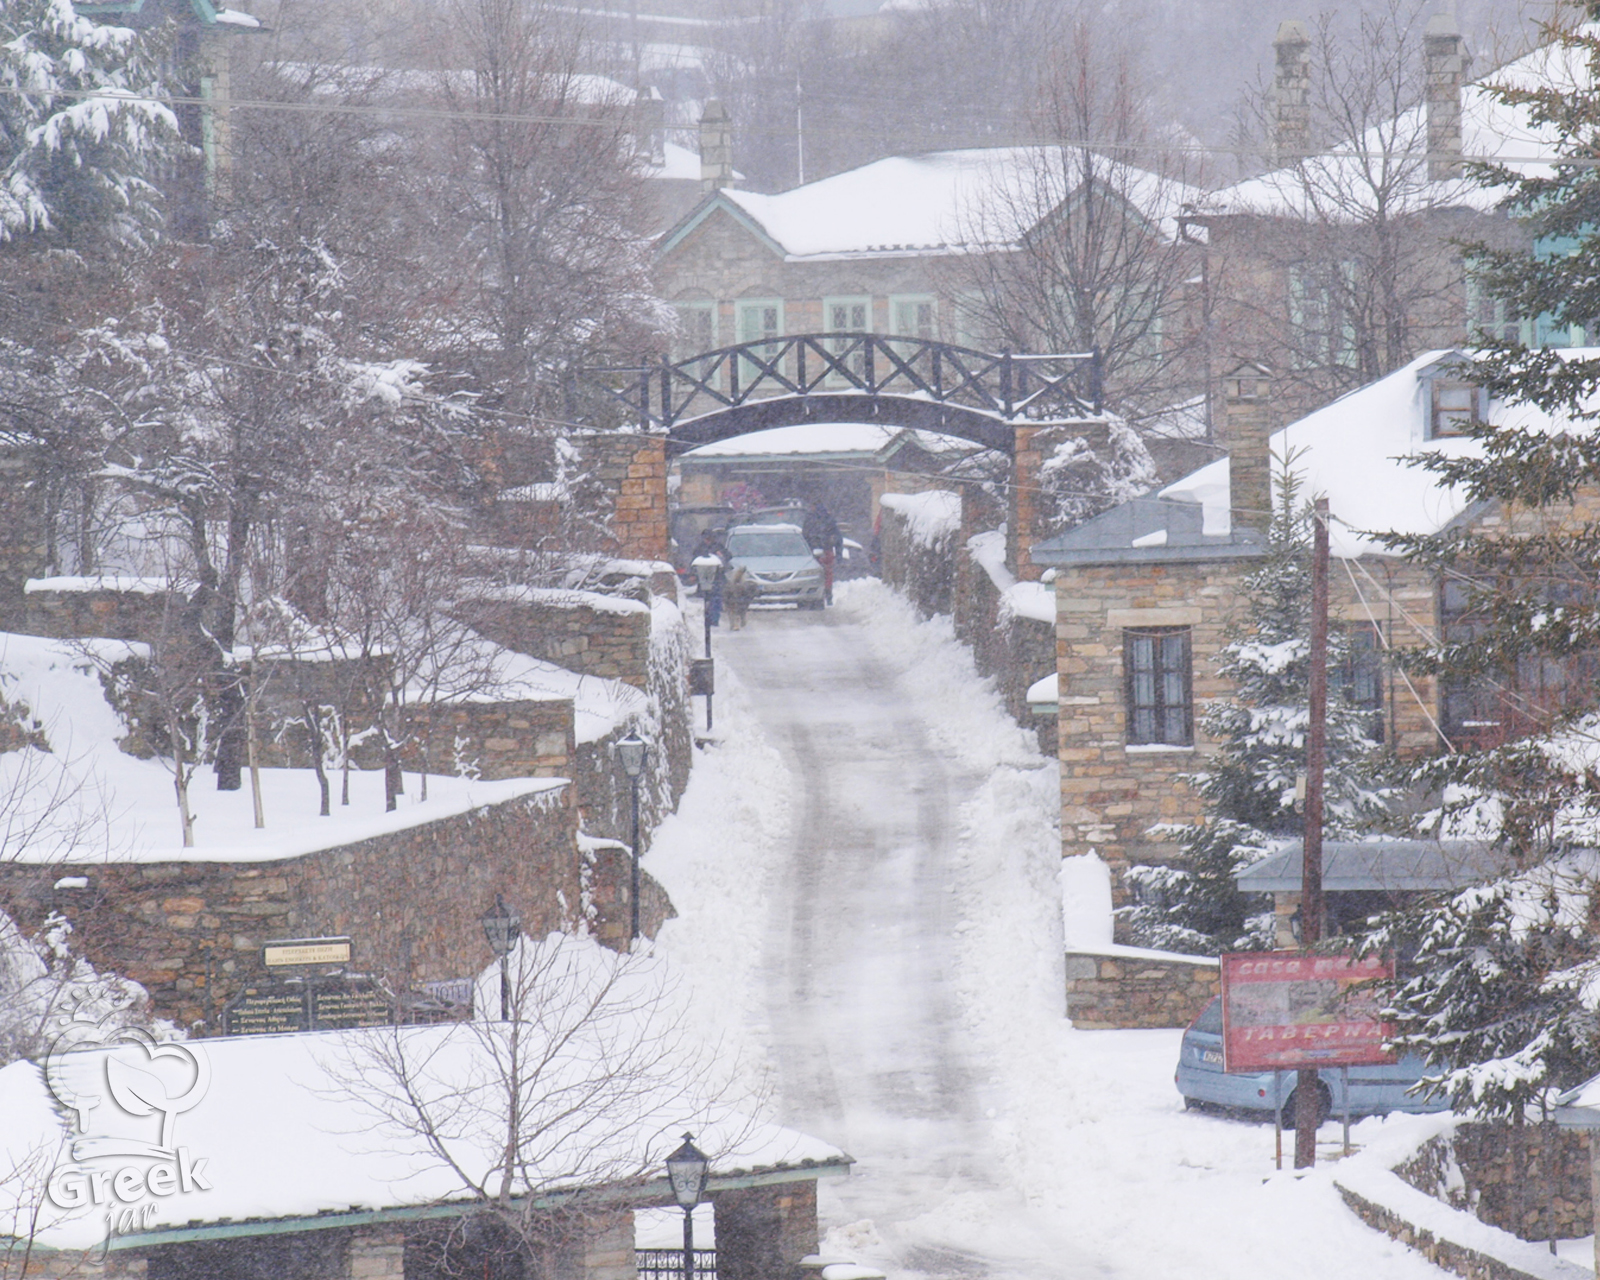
{"left": 691, "top": 528, "right": 730, "bottom": 626}
{"left": 802, "top": 504, "right": 843, "bottom": 605}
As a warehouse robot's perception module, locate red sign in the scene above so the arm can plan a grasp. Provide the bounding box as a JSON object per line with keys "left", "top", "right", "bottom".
{"left": 1220, "top": 951, "right": 1397, "bottom": 1072}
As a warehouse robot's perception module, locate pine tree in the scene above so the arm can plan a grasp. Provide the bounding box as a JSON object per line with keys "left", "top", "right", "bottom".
{"left": 0, "top": 0, "right": 177, "bottom": 244}
{"left": 1123, "top": 461, "right": 1389, "bottom": 953}
{"left": 1358, "top": 16, "right": 1600, "bottom": 1119}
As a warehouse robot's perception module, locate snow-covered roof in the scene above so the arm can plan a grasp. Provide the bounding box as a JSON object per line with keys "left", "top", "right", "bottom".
{"left": 1235, "top": 840, "right": 1514, "bottom": 892}
{"left": 1159, "top": 348, "right": 1600, "bottom": 559}
{"left": 667, "top": 147, "right": 1204, "bottom": 262}
{"left": 0, "top": 944, "right": 850, "bottom": 1251}
{"left": 1200, "top": 30, "right": 1586, "bottom": 223}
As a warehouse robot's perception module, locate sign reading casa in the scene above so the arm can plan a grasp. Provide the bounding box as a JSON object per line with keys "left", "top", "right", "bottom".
{"left": 1219, "top": 951, "right": 1396, "bottom": 1072}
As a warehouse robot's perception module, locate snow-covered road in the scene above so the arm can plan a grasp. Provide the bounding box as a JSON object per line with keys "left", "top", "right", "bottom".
{"left": 648, "top": 582, "right": 1460, "bottom": 1280}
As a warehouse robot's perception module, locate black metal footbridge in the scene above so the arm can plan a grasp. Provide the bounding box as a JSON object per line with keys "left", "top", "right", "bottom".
{"left": 588, "top": 334, "right": 1102, "bottom": 456}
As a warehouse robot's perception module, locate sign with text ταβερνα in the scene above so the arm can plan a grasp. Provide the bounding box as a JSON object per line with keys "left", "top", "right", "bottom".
{"left": 262, "top": 937, "right": 352, "bottom": 968}
{"left": 1220, "top": 951, "right": 1396, "bottom": 1072}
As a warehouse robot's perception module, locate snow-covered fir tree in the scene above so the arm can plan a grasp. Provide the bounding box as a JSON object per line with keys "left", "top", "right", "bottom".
{"left": 0, "top": 0, "right": 178, "bottom": 243}
{"left": 1356, "top": 15, "right": 1600, "bottom": 1119}
{"left": 1122, "top": 462, "right": 1390, "bottom": 953}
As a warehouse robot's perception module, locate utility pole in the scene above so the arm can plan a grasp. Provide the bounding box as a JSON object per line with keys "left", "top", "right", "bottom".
{"left": 1296, "top": 494, "right": 1330, "bottom": 1170}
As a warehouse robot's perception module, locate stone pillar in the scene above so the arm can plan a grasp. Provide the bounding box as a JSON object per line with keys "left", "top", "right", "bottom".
{"left": 1010, "top": 421, "right": 1112, "bottom": 581}
{"left": 581, "top": 433, "right": 670, "bottom": 563}
{"left": 1272, "top": 20, "right": 1311, "bottom": 164}
{"left": 346, "top": 1225, "right": 407, "bottom": 1280}
{"left": 563, "top": 1208, "right": 635, "bottom": 1280}
{"left": 1424, "top": 13, "right": 1469, "bottom": 181}
{"left": 713, "top": 1182, "right": 818, "bottom": 1280}
{"left": 1221, "top": 361, "right": 1273, "bottom": 536}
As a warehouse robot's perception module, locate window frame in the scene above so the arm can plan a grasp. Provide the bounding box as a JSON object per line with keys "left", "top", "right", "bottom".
{"left": 1123, "top": 626, "right": 1194, "bottom": 748}
{"left": 734, "top": 298, "right": 784, "bottom": 389}
{"left": 822, "top": 295, "right": 872, "bottom": 385}
{"left": 889, "top": 294, "right": 938, "bottom": 342}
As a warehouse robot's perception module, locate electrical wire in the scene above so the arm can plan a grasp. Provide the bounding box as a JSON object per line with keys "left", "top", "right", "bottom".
{"left": 4, "top": 79, "right": 1600, "bottom": 166}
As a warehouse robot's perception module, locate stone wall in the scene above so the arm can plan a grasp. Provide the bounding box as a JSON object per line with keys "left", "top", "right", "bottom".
{"left": 0, "top": 785, "right": 582, "bottom": 1030}
{"left": 1398, "top": 1124, "right": 1593, "bottom": 1243}
{"left": 1063, "top": 947, "right": 1220, "bottom": 1029}
{"left": 458, "top": 589, "right": 653, "bottom": 688}
{"left": 1336, "top": 1182, "right": 1562, "bottom": 1280}
{"left": 877, "top": 489, "right": 961, "bottom": 618}
{"left": 21, "top": 582, "right": 175, "bottom": 644}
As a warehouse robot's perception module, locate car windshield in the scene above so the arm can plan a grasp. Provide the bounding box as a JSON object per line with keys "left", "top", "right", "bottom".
{"left": 729, "top": 531, "right": 811, "bottom": 558}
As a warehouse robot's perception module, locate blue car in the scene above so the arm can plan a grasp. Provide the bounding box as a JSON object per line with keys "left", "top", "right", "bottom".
{"left": 1175, "top": 997, "right": 1447, "bottom": 1122}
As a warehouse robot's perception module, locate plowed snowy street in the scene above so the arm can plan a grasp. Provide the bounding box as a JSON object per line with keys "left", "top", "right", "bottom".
{"left": 644, "top": 581, "right": 1482, "bottom": 1280}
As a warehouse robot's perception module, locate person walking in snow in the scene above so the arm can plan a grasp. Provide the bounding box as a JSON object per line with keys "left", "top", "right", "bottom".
{"left": 802, "top": 503, "right": 843, "bottom": 605}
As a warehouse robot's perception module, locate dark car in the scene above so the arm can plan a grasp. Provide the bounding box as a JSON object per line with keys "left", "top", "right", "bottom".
{"left": 1174, "top": 996, "right": 1446, "bottom": 1122}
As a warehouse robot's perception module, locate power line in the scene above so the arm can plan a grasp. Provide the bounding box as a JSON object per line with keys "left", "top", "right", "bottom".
{"left": 2, "top": 80, "right": 1598, "bottom": 167}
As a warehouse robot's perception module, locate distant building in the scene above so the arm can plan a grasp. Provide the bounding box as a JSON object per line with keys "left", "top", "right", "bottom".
{"left": 652, "top": 141, "right": 1202, "bottom": 385}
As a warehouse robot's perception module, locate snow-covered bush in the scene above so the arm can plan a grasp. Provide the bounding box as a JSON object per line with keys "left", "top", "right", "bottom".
{"left": 0, "top": 909, "right": 172, "bottom": 1067}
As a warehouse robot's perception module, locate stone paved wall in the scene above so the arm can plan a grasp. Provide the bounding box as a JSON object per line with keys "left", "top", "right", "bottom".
{"left": 459, "top": 590, "right": 652, "bottom": 688}
{"left": 1398, "top": 1125, "right": 1593, "bottom": 1243}
{"left": 1336, "top": 1182, "right": 1557, "bottom": 1280}
{"left": 21, "top": 584, "right": 175, "bottom": 644}
{"left": 1063, "top": 948, "right": 1220, "bottom": 1029}
{"left": 0, "top": 785, "right": 580, "bottom": 1030}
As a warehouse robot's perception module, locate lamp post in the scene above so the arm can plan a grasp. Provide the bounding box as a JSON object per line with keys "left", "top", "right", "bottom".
{"left": 616, "top": 733, "right": 647, "bottom": 943}
{"left": 665, "top": 1133, "right": 709, "bottom": 1280}
{"left": 479, "top": 893, "right": 521, "bottom": 1021}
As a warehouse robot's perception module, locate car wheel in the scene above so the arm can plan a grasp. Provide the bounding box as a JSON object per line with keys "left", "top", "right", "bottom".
{"left": 803, "top": 599, "right": 825, "bottom": 611}
{"left": 1281, "top": 1084, "right": 1331, "bottom": 1127}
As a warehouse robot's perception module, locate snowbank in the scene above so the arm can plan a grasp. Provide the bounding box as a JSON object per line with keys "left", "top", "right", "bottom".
{"left": 878, "top": 491, "right": 961, "bottom": 551}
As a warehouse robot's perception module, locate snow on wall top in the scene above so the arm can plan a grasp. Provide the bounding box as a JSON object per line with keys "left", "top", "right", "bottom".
{"left": 1159, "top": 348, "right": 1600, "bottom": 558}
{"left": 718, "top": 147, "right": 1203, "bottom": 260}
{"left": 879, "top": 491, "right": 961, "bottom": 548}
{"left": 1202, "top": 32, "right": 1587, "bottom": 223}
{"left": 26, "top": 576, "right": 171, "bottom": 595}
{"left": 0, "top": 937, "right": 849, "bottom": 1251}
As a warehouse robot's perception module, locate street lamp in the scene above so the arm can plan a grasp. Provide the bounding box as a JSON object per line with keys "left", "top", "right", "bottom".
{"left": 479, "top": 893, "right": 521, "bottom": 1021}
{"left": 616, "top": 732, "right": 647, "bottom": 943}
{"left": 665, "top": 1133, "right": 710, "bottom": 1280}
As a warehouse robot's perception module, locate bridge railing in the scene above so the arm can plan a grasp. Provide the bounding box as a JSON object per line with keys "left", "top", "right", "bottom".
{"left": 587, "top": 334, "right": 1102, "bottom": 431}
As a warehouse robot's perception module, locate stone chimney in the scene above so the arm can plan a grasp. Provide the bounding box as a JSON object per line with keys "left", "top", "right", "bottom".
{"left": 699, "top": 100, "right": 733, "bottom": 194}
{"left": 1222, "top": 360, "right": 1274, "bottom": 533}
{"left": 1423, "top": 13, "right": 1470, "bottom": 181}
{"left": 1272, "top": 20, "right": 1311, "bottom": 164}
